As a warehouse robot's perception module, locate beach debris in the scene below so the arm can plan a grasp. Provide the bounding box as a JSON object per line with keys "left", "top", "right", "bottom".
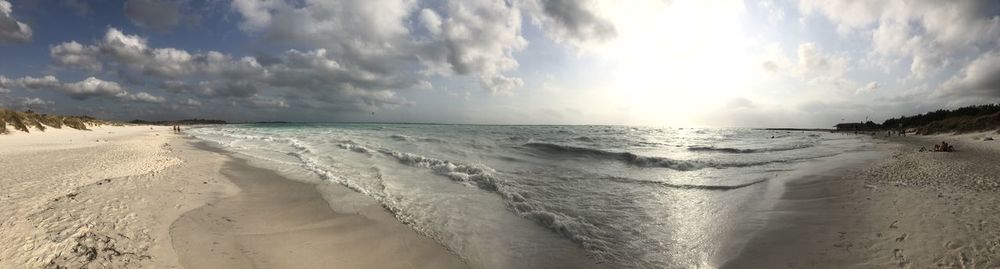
{"left": 985, "top": 137, "right": 994, "bottom": 141}
{"left": 44, "top": 231, "right": 150, "bottom": 268}
{"left": 889, "top": 220, "right": 899, "bottom": 229}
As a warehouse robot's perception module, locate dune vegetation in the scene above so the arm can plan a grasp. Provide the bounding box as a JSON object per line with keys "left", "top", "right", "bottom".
{"left": 0, "top": 108, "right": 119, "bottom": 134}
{"left": 882, "top": 104, "right": 1000, "bottom": 135}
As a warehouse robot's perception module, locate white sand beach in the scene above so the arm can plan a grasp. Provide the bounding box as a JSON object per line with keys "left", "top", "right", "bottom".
{"left": 4, "top": 124, "right": 1000, "bottom": 268}
{"left": 724, "top": 132, "right": 1000, "bottom": 268}
{"left": 0, "top": 126, "right": 465, "bottom": 268}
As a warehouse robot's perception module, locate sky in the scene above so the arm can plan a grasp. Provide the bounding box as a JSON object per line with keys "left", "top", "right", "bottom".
{"left": 1, "top": 0, "right": 1000, "bottom": 127}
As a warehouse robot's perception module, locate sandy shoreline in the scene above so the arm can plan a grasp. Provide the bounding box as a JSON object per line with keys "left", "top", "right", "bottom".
{"left": 0, "top": 126, "right": 465, "bottom": 268}
{"left": 170, "top": 142, "right": 466, "bottom": 268}
{"left": 5, "top": 126, "right": 1000, "bottom": 268}
{"left": 724, "top": 132, "right": 1000, "bottom": 268}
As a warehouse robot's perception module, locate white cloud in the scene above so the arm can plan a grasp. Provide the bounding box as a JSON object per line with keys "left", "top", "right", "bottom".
{"left": 51, "top": 41, "right": 102, "bottom": 72}
{"left": 1, "top": 74, "right": 170, "bottom": 104}
{"left": 124, "top": 91, "right": 166, "bottom": 103}
{"left": 0, "top": 0, "right": 32, "bottom": 43}
{"left": 248, "top": 94, "right": 288, "bottom": 108}
{"left": 856, "top": 81, "right": 879, "bottom": 94}
{"left": 800, "top": 0, "right": 1000, "bottom": 79}
{"left": 100, "top": 28, "right": 149, "bottom": 64}
{"left": 419, "top": 9, "right": 442, "bottom": 36}
{"left": 183, "top": 98, "right": 201, "bottom": 106}
{"left": 62, "top": 77, "right": 127, "bottom": 100}
{"left": 230, "top": 0, "right": 530, "bottom": 94}
{"left": 798, "top": 0, "right": 883, "bottom": 33}
{"left": 479, "top": 75, "right": 523, "bottom": 95}
{"left": 0, "top": 75, "right": 12, "bottom": 93}
{"left": 47, "top": 27, "right": 415, "bottom": 111}
{"left": 56, "top": 28, "right": 233, "bottom": 79}
{"left": 794, "top": 43, "right": 851, "bottom": 88}
{"left": 16, "top": 75, "right": 61, "bottom": 90}
{"left": 20, "top": 97, "right": 53, "bottom": 107}
{"left": 796, "top": 43, "right": 847, "bottom": 75}
{"left": 145, "top": 48, "right": 195, "bottom": 77}
{"left": 421, "top": 0, "right": 528, "bottom": 94}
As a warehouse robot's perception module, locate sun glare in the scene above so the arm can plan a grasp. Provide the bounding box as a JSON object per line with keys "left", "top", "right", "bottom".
{"left": 589, "top": 0, "right": 756, "bottom": 126}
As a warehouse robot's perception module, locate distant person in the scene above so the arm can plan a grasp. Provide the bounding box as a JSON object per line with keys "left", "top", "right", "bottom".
{"left": 932, "top": 141, "right": 953, "bottom": 152}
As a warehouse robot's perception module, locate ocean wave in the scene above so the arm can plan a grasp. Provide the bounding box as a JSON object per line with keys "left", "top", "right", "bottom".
{"left": 522, "top": 142, "right": 822, "bottom": 170}
{"left": 420, "top": 137, "right": 446, "bottom": 143}
{"left": 523, "top": 142, "right": 710, "bottom": 171}
{"left": 389, "top": 134, "right": 409, "bottom": 141}
{"left": 686, "top": 146, "right": 758, "bottom": 153}
{"left": 375, "top": 149, "right": 503, "bottom": 191}
{"left": 337, "top": 143, "right": 371, "bottom": 153}
{"left": 687, "top": 143, "right": 815, "bottom": 153}
{"left": 606, "top": 176, "right": 768, "bottom": 191}
{"left": 508, "top": 136, "right": 529, "bottom": 141}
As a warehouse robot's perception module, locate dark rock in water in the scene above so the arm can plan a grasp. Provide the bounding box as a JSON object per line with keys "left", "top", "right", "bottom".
{"left": 985, "top": 137, "right": 994, "bottom": 141}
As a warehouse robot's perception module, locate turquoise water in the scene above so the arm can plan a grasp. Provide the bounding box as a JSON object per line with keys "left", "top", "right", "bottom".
{"left": 188, "top": 124, "right": 869, "bottom": 268}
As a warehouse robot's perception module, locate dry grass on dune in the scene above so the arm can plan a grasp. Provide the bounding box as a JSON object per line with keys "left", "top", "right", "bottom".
{"left": 0, "top": 108, "right": 120, "bottom": 134}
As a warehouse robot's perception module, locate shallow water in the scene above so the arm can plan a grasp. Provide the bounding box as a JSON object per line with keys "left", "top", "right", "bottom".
{"left": 188, "top": 124, "right": 870, "bottom": 268}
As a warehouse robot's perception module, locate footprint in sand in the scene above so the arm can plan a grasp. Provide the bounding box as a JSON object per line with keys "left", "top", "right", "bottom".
{"left": 893, "top": 249, "right": 910, "bottom": 268}
{"left": 945, "top": 240, "right": 961, "bottom": 250}
{"left": 895, "top": 233, "right": 907, "bottom": 242}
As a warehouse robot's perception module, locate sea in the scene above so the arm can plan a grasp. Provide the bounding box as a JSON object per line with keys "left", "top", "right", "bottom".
{"left": 187, "top": 123, "right": 871, "bottom": 268}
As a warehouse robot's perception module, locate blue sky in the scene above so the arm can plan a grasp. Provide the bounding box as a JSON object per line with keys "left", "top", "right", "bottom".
{"left": 1, "top": 0, "right": 1000, "bottom": 127}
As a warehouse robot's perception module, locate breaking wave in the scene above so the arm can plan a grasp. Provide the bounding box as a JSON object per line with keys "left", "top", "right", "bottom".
{"left": 606, "top": 176, "right": 769, "bottom": 191}
{"left": 687, "top": 143, "right": 815, "bottom": 153}
{"left": 523, "top": 143, "right": 718, "bottom": 171}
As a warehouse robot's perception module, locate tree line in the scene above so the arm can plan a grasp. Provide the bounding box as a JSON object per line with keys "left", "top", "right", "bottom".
{"left": 882, "top": 103, "right": 1000, "bottom": 128}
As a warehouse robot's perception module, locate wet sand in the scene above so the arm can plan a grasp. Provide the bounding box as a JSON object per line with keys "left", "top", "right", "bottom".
{"left": 169, "top": 144, "right": 467, "bottom": 269}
